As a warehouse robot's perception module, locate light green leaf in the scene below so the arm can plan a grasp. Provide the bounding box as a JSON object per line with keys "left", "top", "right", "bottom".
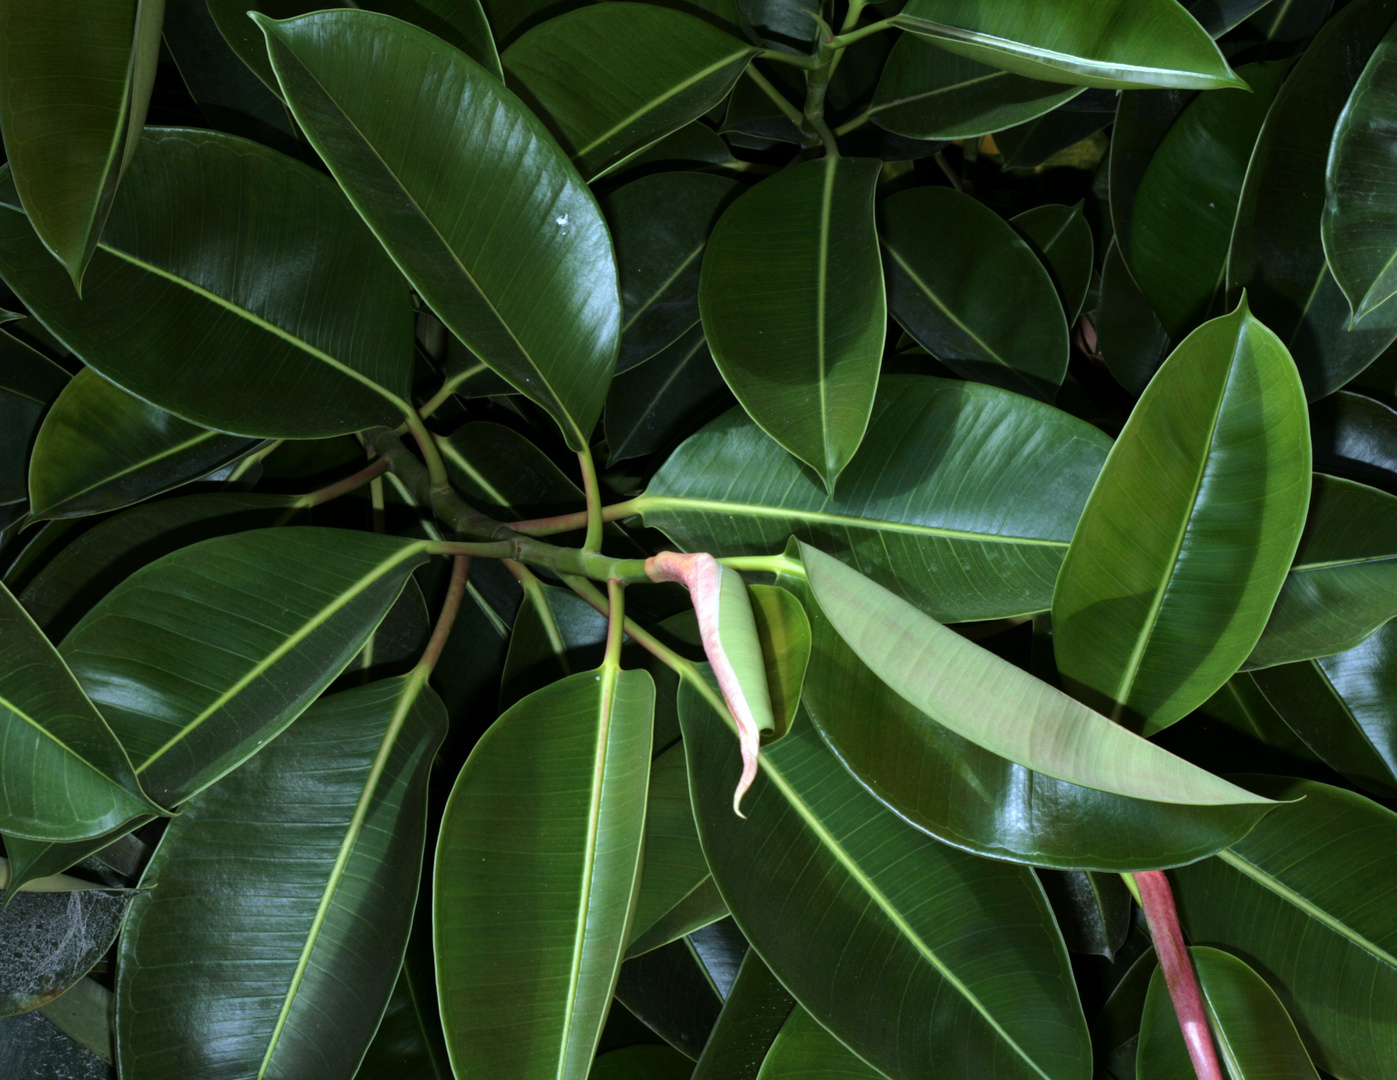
{"left": 1173, "top": 778, "right": 1397, "bottom": 1080}
{"left": 59, "top": 528, "right": 428, "bottom": 808}
{"left": 803, "top": 542, "right": 1273, "bottom": 807}
{"left": 257, "top": 9, "right": 620, "bottom": 450}
{"left": 28, "top": 369, "right": 257, "bottom": 520}
{"left": 1052, "top": 300, "right": 1311, "bottom": 733}
{"left": 630, "top": 374, "right": 1112, "bottom": 622}
{"left": 1324, "top": 18, "right": 1397, "bottom": 322}
{"left": 1137, "top": 947, "right": 1320, "bottom": 1080}
{"left": 891, "top": 0, "right": 1240, "bottom": 90}
{"left": 504, "top": 3, "right": 757, "bottom": 181}
{"left": 434, "top": 667, "right": 655, "bottom": 1080}
{"left": 756, "top": 1007, "right": 885, "bottom": 1079}
{"left": 867, "top": 34, "right": 1081, "bottom": 140}
{"left": 116, "top": 674, "right": 447, "bottom": 1079}
{"left": 0, "top": 581, "right": 156, "bottom": 843}
{"left": 1129, "top": 61, "right": 1288, "bottom": 337}
{"left": 680, "top": 677, "right": 1091, "bottom": 1080}
{"left": 0, "top": 128, "right": 416, "bottom": 438}
{"left": 882, "top": 185, "right": 1069, "bottom": 399}
{"left": 1227, "top": 0, "right": 1397, "bottom": 399}
{"left": 0, "top": 0, "right": 163, "bottom": 285}
{"left": 699, "top": 155, "right": 885, "bottom": 494}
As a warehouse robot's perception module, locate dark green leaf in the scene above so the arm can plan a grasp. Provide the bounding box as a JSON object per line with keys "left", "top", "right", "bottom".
{"left": 882, "top": 185, "right": 1069, "bottom": 399}
{"left": 1128, "top": 61, "right": 1288, "bottom": 337}
{"left": 680, "top": 679, "right": 1091, "bottom": 1080}
{"left": 442, "top": 421, "right": 584, "bottom": 522}
{"left": 632, "top": 375, "right": 1112, "bottom": 622}
{"left": 0, "top": 129, "right": 416, "bottom": 438}
{"left": 700, "top": 155, "right": 884, "bottom": 493}
{"left": 867, "top": 34, "right": 1081, "bottom": 140}
{"left": 1324, "top": 19, "right": 1397, "bottom": 322}
{"left": 28, "top": 370, "right": 257, "bottom": 520}
{"left": 1252, "top": 623, "right": 1397, "bottom": 797}
{"left": 1248, "top": 474, "right": 1397, "bottom": 668}
{"left": 737, "top": 0, "right": 816, "bottom": 54}
{"left": 1011, "top": 202, "right": 1094, "bottom": 324}
{"left": 605, "top": 172, "right": 740, "bottom": 372}
{"left": 1173, "top": 777, "right": 1397, "bottom": 1080}
{"left": 0, "top": 580, "right": 154, "bottom": 843}
{"left": 756, "top": 1007, "right": 885, "bottom": 1078}
{"left": 616, "top": 937, "right": 724, "bottom": 1059}
{"left": 1187, "top": 0, "right": 1279, "bottom": 37}
{"left": 59, "top": 528, "right": 428, "bottom": 808}
{"left": 0, "top": 333, "right": 69, "bottom": 505}
{"left": 1138, "top": 945, "right": 1321, "bottom": 1080}
{"left": 1037, "top": 870, "right": 1131, "bottom": 959}
{"left": 1309, "top": 389, "right": 1397, "bottom": 486}
{"left": 258, "top": 9, "right": 620, "bottom": 450}
{"left": 1227, "top": 0, "right": 1397, "bottom": 399}
{"left": 1109, "top": 89, "right": 1194, "bottom": 273}
{"left": 1053, "top": 300, "right": 1311, "bottom": 733}
{"left": 1095, "top": 239, "right": 1170, "bottom": 396}
{"left": 504, "top": 4, "right": 757, "bottom": 180}
{"left": 691, "top": 950, "right": 794, "bottom": 1080}
{"left": 994, "top": 109, "right": 1111, "bottom": 171}
{"left": 591, "top": 1043, "right": 694, "bottom": 1080}
{"left": 500, "top": 581, "right": 609, "bottom": 709}
{"left": 116, "top": 675, "right": 447, "bottom": 1080}
{"left": 0, "top": 1001, "right": 112, "bottom": 1079}
{"left": 434, "top": 668, "right": 654, "bottom": 1080}
{"left": 0, "top": 0, "right": 163, "bottom": 284}
{"left": 891, "top": 0, "right": 1241, "bottom": 90}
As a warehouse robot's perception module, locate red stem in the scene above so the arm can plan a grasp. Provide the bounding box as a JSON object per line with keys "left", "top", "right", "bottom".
{"left": 1134, "top": 870, "right": 1224, "bottom": 1080}
{"left": 415, "top": 555, "right": 471, "bottom": 676}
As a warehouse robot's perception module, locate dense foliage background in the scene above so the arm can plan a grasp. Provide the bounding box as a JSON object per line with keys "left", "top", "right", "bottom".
{"left": 0, "top": 1, "right": 1395, "bottom": 1078}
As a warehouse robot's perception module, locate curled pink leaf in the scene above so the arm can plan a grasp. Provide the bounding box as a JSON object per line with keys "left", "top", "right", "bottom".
{"left": 646, "top": 551, "right": 767, "bottom": 816}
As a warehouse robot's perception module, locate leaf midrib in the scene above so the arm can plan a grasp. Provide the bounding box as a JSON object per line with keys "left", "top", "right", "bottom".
{"left": 37, "top": 428, "right": 236, "bottom": 515}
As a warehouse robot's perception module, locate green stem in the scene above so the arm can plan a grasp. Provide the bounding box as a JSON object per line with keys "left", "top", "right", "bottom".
{"left": 829, "top": 16, "right": 897, "bottom": 48}
{"left": 226, "top": 440, "right": 282, "bottom": 483}
{"left": 603, "top": 578, "right": 626, "bottom": 668}
{"left": 369, "top": 428, "right": 652, "bottom": 583}
{"left": 744, "top": 64, "right": 806, "bottom": 129}
{"left": 402, "top": 407, "right": 451, "bottom": 493}
{"left": 719, "top": 553, "right": 805, "bottom": 577}
{"left": 578, "top": 446, "right": 604, "bottom": 555}
{"left": 834, "top": 111, "right": 872, "bottom": 137}
{"left": 757, "top": 47, "right": 819, "bottom": 70}
{"left": 418, "top": 363, "right": 488, "bottom": 419}
{"left": 801, "top": 27, "right": 840, "bottom": 154}
{"left": 414, "top": 554, "right": 471, "bottom": 677}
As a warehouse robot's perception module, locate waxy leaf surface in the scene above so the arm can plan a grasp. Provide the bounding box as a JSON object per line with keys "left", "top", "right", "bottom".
{"left": 635, "top": 375, "right": 1111, "bottom": 622}
{"left": 0, "top": 130, "right": 415, "bottom": 439}
{"left": 699, "top": 155, "right": 885, "bottom": 493}
{"left": 891, "top": 0, "right": 1239, "bottom": 90}
{"left": 756, "top": 1007, "right": 885, "bottom": 1078}
{"left": 1011, "top": 203, "right": 1095, "bottom": 324}
{"left": 434, "top": 668, "right": 654, "bottom": 1080}
{"left": 117, "top": 675, "right": 447, "bottom": 1080}
{"left": 59, "top": 528, "right": 427, "bottom": 808}
{"left": 692, "top": 950, "right": 794, "bottom": 1080}
{"left": 259, "top": 9, "right": 620, "bottom": 450}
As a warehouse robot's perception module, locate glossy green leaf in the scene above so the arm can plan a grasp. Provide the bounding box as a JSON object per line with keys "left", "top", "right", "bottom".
{"left": 1053, "top": 301, "right": 1311, "bottom": 733}
{"left": 1310, "top": 389, "right": 1397, "bottom": 485}
{"left": 1252, "top": 623, "right": 1397, "bottom": 797}
{"left": 738, "top": 0, "right": 817, "bottom": 54}
{"left": 867, "top": 34, "right": 1081, "bottom": 140}
{"left": 504, "top": 4, "right": 757, "bottom": 180}
{"left": 0, "top": 580, "right": 154, "bottom": 843}
{"left": 616, "top": 936, "right": 724, "bottom": 1058}
{"left": 357, "top": 961, "right": 451, "bottom": 1080}
{"left": 1187, "top": 0, "right": 1280, "bottom": 37}
{"left": 680, "top": 678, "right": 1091, "bottom": 1080}
{"left": 1247, "top": 474, "right": 1397, "bottom": 668}
{"left": 0, "top": 0, "right": 163, "bottom": 285}
{"left": 1324, "top": 19, "right": 1397, "bottom": 322}
{"left": 790, "top": 546, "right": 1272, "bottom": 871}
{"left": 18, "top": 492, "right": 302, "bottom": 641}
{"left": 604, "top": 172, "right": 740, "bottom": 372}
{"left": 1038, "top": 870, "right": 1131, "bottom": 959}
{"left": 442, "top": 421, "right": 584, "bottom": 523}
{"left": 1173, "top": 778, "right": 1397, "bottom": 1080}
{"left": 0, "top": 333, "right": 69, "bottom": 506}
{"left": 882, "top": 185, "right": 1069, "bottom": 399}
{"left": 0, "top": 871, "right": 131, "bottom": 1015}
{"left": 1011, "top": 203, "right": 1094, "bottom": 324}
{"left": 628, "top": 743, "right": 718, "bottom": 956}
{"left": 699, "top": 155, "right": 884, "bottom": 494}
{"left": 1137, "top": 946, "right": 1320, "bottom": 1080}
{"left": 747, "top": 584, "right": 809, "bottom": 736}
{"left": 631, "top": 374, "right": 1112, "bottom": 622}
{"left": 1227, "top": 0, "right": 1397, "bottom": 399}
{"left": 500, "top": 581, "right": 609, "bottom": 709}
{"left": 209, "top": 0, "right": 501, "bottom": 91}
{"left": 804, "top": 542, "right": 1273, "bottom": 808}
{"left": 258, "top": 9, "right": 620, "bottom": 450}
{"left": 434, "top": 667, "right": 654, "bottom": 1080}
{"left": 1096, "top": 239, "right": 1170, "bottom": 396}
{"left": 1109, "top": 89, "right": 1194, "bottom": 277}
{"left": 28, "top": 370, "right": 257, "bottom": 521}
{"left": 692, "top": 950, "right": 794, "bottom": 1080}
{"left": 591, "top": 1043, "right": 695, "bottom": 1080}
{"left": 59, "top": 528, "right": 428, "bottom": 808}
{"left": 757, "top": 1007, "right": 885, "bottom": 1079}
{"left": 1129, "top": 62, "right": 1288, "bottom": 337}
{"left": 116, "top": 674, "right": 447, "bottom": 1080}
{"left": 605, "top": 326, "right": 734, "bottom": 466}
{"left": 995, "top": 109, "right": 1111, "bottom": 172}
{"left": 891, "top": 0, "right": 1240, "bottom": 90}
{"left": 0, "top": 128, "right": 415, "bottom": 439}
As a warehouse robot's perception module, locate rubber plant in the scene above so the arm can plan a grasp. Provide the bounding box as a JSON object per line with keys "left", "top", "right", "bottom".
{"left": 1, "top": 1, "right": 1395, "bottom": 1079}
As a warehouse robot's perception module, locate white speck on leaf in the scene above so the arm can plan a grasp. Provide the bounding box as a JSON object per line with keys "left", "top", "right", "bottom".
{"left": 555, "top": 213, "right": 569, "bottom": 226}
